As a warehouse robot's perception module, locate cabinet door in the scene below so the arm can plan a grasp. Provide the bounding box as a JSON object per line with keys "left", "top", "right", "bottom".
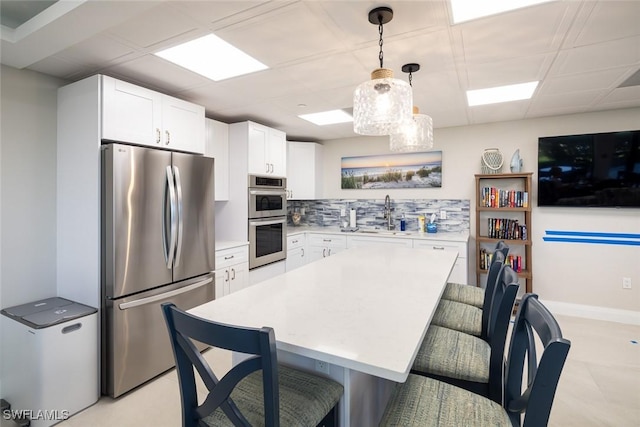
{"left": 228, "top": 262, "right": 249, "bottom": 294}
{"left": 102, "top": 76, "right": 162, "bottom": 146}
{"left": 214, "top": 269, "right": 230, "bottom": 299}
{"left": 205, "top": 119, "right": 230, "bottom": 201}
{"left": 248, "top": 122, "right": 269, "bottom": 174}
{"left": 286, "top": 246, "right": 307, "bottom": 271}
{"left": 268, "top": 128, "right": 287, "bottom": 176}
{"left": 307, "top": 246, "right": 328, "bottom": 263}
{"left": 161, "top": 95, "right": 205, "bottom": 154}
{"left": 287, "top": 142, "right": 322, "bottom": 199}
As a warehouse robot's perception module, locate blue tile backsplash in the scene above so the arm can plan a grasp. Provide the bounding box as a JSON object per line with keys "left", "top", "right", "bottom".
{"left": 288, "top": 199, "right": 470, "bottom": 233}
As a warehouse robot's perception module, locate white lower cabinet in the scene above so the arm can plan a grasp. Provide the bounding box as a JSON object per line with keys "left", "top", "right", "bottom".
{"left": 307, "top": 233, "right": 347, "bottom": 262}
{"left": 286, "top": 234, "right": 307, "bottom": 271}
{"left": 215, "top": 244, "right": 249, "bottom": 298}
{"left": 413, "top": 239, "right": 468, "bottom": 284}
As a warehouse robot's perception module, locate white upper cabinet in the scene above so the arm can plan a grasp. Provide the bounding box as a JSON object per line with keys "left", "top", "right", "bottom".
{"left": 101, "top": 75, "right": 204, "bottom": 154}
{"left": 246, "top": 121, "right": 286, "bottom": 176}
{"left": 204, "top": 118, "right": 230, "bottom": 201}
{"left": 287, "top": 141, "right": 323, "bottom": 200}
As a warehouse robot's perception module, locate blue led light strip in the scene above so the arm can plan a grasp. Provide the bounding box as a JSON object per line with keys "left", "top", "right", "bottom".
{"left": 543, "top": 230, "right": 640, "bottom": 246}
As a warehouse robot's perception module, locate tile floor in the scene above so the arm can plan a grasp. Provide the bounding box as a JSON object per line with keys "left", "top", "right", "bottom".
{"left": 2, "top": 314, "right": 638, "bottom": 427}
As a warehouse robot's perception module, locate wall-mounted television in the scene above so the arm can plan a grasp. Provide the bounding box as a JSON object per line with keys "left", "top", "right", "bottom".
{"left": 537, "top": 130, "right": 640, "bottom": 207}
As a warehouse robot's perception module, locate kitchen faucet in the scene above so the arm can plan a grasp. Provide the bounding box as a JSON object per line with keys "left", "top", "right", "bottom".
{"left": 384, "top": 195, "right": 395, "bottom": 230}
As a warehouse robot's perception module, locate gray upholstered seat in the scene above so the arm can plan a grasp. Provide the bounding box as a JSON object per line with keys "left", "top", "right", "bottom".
{"left": 413, "top": 325, "right": 490, "bottom": 383}
{"left": 161, "top": 303, "right": 343, "bottom": 427}
{"left": 379, "top": 374, "right": 510, "bottom": 427}
{"left": 205, "top": 365, "right": 343, "bottom": 426}
{"left": 381, "top": 294, "right": 571, "bottom": 427}
{"left": 412, "top": 266, "right": 519, "bottom": 403}
{"left": 441, "top": 281, "right": 485, "bottom": 308}
{"left": 431, "top": 250, "right": 506, "bottom": 339}
{"left": 430, "top": 298, "right": 482, "bottom": 336}
{"left": 441, "top": 241, "right": 509, "bottom": 309}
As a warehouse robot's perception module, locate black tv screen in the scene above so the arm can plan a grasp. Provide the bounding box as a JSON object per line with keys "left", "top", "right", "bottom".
{"left": 537, "top": 130, "right": 640, "bottom": 207}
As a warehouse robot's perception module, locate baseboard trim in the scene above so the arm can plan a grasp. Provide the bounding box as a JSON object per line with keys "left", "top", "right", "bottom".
{"left": 540, "top": 299, "right": 640, "bottom": 325}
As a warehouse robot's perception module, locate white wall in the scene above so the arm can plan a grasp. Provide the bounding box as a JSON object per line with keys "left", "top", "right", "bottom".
{"left": 321, "top": 108, "right": 640, "bottom": 313}
{"left": 0, "top": 65, "right": 67, "bottom": 398}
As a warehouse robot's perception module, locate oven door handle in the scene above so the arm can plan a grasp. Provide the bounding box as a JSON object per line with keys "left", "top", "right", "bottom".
{"left": 249, "top": 218, "right": 286, "bottom": 227}
{"left": 249, "top": 189, "right": 286, "bottom": 196}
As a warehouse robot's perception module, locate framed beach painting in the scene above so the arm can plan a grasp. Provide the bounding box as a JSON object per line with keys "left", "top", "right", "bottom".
{"left": 341, "top": 151, "right": 442, "bottom": 189}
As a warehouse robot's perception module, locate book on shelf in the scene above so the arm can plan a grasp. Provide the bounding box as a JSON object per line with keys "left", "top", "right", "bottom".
{"left": 487, "top": 218, "right": 527, "bottom": 240}
{"left": 480, "top": 187, "right": 529, "bottom": 208}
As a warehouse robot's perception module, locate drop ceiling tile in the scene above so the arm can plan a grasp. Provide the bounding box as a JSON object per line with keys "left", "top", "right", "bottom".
{"left": 457, "top": 1, "right": 576, "bottom": 64}
{"left": 317, "top": 0, "right": 448, "bottom": 47}
{"left": 170, "top": 1, "right": 275, "bottom": 26}
{"left": 552, "top": 36, "right": 640, "bottom": 76}
{"left": 279, "top": 52, "right": 367, "bottom": 95}
{"left": 539, "top": 67, "right": 630, "bottom": 95}
{"left": 56, "top": 34, "right": 136, "bottom": 67}
{"left": 468, "top": 101, "right": 529, "bottom": 124}
{"left": 597, "top": 86, "right": 640, "bottom": 108}
{"left": 107, "top": 3, "right": 200, "bottom": 48}
{"left": 466, "top": 54, "right": 553, "bottom": 89}
{"left": 572, "top": 1, "right": 640, "bottom": 47}
{"left": 528, "top": 90, "right": 605, "bottom": 115}
{"left": 106, "top": 55, "right": 213, "bottom": 94}
{"left": 27, "top": 55, "right": 91, "bottom": 79}
{"left": 215, "top": 2, "right": 346, "bottom": 67}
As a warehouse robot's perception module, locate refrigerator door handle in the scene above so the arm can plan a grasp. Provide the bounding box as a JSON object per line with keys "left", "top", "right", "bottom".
{"left": 118, "top": 277, "right": 213, "bottom": 310}
{"left": 173, "top": 165, "right": 184, "bottom": 268}
{"left": 164, "top": 165, "right": 178, "bottom": 269}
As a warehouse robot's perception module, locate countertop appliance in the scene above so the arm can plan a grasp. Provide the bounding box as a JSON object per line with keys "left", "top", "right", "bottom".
{"left": 101, "top": 143, "right": 215, "bottom": 397}
{"left": 248, "top": 175, "right": 287, "bottom": 269}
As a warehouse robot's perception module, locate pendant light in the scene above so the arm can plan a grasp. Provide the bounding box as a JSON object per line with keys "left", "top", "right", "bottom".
{"left": 353, "top": 7, "right": 413, "bottom": 136}
{"left": 390, "top": 63, "right": 434, "bottom": 152}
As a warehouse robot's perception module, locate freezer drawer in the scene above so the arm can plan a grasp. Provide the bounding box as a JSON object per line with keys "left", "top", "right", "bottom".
{"left": 103, "top": 274, "right": 214, "bottom": 397}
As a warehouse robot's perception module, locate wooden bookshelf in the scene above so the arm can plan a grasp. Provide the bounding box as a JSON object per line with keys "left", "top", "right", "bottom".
{"left": 475, "top": 173, "right": 533, "bottom": 296}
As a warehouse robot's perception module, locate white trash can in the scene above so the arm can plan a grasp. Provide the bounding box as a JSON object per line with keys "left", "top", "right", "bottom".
{"left": 1, "top": 297, "right": 99, "bottom": 427}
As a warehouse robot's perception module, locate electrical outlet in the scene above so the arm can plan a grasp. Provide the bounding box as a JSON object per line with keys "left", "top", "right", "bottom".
{"left": 315, "top": 359, "right": 330, "bottom": 375}
{"left": 300, "top": 208, "right": 306, "bottom": 215}
{"left": 440, "top": 210, "right": 447, "bottom": 220}
{"left": 622, "top": 277, "right": 632, "bottom": 289}
{"left": 340, "top": 208, "right": 346, "bottom": 216}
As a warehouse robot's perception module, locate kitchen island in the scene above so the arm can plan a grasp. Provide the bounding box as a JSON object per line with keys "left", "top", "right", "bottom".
{"left": 190, "top": 246, "right": 458, "bottom": 426}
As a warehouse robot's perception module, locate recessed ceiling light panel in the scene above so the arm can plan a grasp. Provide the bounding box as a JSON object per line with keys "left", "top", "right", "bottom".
{"left": 154, "top": 34, "right": 268, "bottom": 81}
{"left": 450, "top": 0, "right": 553, "bottom": 24}
{"left": 467, "top": 81, "right": 539, "bottom": 106}
{"left": 298, "top": 110, "right": 353, "bottom": 126}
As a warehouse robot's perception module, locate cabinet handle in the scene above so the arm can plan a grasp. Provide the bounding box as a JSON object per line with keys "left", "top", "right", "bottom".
{"left": 224, "top": 269, "right": 229, "bottom": 282}
{"left": 328, "top": 248, "right": 332, "bottom": 256}
{"left": 156, "top": 128, "right": 161, "bottom": 144}
{"left": 231, "top": 268, "right": 236, "bottom": 280}
{"left": 322, "top": 248, "right": 326, "bottom": 257}
{"left": 292, "top": 239, "right": 298, "bottom": 244}
{"left": 323, "top": 239, "right": 332, "bottom": 242}
{"left": 301, "top": 248, "right": 304, "bottom": 258}
{"left": 165, "top": 130, "right": 170, "bottom": 145}
{"left": 432, "top": 246, "right": 445, "bottom": 250}
{"left": 266, "top": 163, "right": 270, "bottom": 173}
{"left": 224, "top": 255, "right": 235, "bottom": 260}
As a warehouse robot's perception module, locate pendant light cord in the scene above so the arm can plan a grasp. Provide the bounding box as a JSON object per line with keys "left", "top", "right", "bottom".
{"left": 378, "top": 19, "right": 384, "bottom": 68}
{"left": 408, "top": 71, "right": 413, "bottom": 87}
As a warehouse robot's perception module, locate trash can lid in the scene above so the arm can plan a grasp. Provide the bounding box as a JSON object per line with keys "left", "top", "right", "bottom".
{"left": 1, "top": 297, "right": 97, "bottom": 329}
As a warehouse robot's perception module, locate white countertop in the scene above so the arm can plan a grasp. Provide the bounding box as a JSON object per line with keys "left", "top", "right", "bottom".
{"left": 190, "top": 246, "right": 458, "bottom": 383}
{"left": 287, "top": 225, "right": 469, "bottom": 243}
{"left": 216, "top": 240, "right": 249, "bottom": 251}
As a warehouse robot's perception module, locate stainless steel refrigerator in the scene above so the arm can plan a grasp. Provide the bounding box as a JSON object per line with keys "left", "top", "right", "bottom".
{"left": 101, "top": 143, "right": 215, "bottom": 398}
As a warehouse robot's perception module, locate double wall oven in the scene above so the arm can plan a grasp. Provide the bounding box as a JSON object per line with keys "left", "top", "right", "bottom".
{"left": 248, "top": 175, "right": 287, "bottom": 269}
